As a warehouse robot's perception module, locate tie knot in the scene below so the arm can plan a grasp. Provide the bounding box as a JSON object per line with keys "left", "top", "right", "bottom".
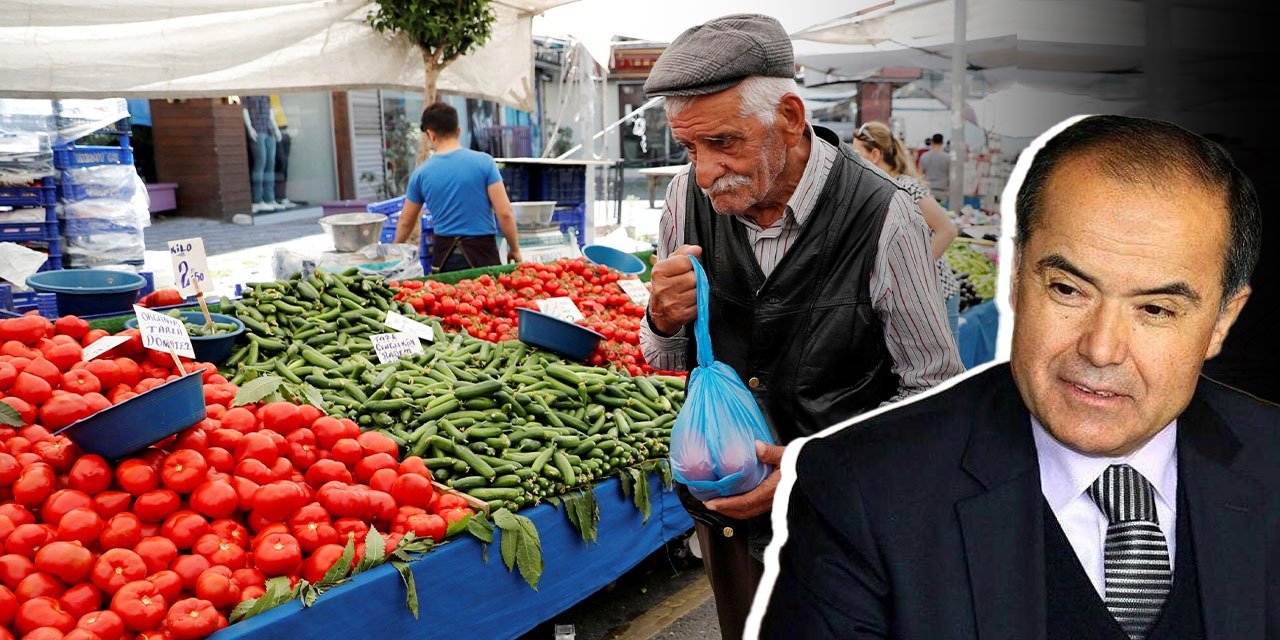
{"left": 1087, "top": 464, "right": 1159, "bottom": 524}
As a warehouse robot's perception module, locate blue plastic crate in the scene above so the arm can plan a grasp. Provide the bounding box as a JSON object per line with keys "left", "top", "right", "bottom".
{"left": 62, "top": 217, "right": 145, "bottom": 236}
{"left": 538, "top": 166, "right": 585, "bottom": 204}
{"left": 552, "top": 205, "right": 586, "bottom": 247}
{"left": 58, "top": 178, "right": 137, "bottom": 203}
{"left": 0, "top": 182, "right": 56, "bottom": 208}
{"left": 500, "top": 166, "right": 531, "bottom": 201}
{"left": 0, "top": 220, "right": 59, "bottom": 243}
{"left": 366, "top": 195, "right": 405, "bottom": 214}
{"left": 53, "top": 141, "right": 135, "bottom": 169}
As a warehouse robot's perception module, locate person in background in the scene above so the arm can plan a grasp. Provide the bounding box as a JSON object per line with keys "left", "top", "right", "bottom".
{"left": 640, "top": 14, "right": 963, "bottom": 639}
{"left": 243, "top": 95, "right": 281, "bottom": 214}
{"left": 920, "top": 132, "right": 951, "bottom": 206}
{"left": 394, "top": 102, "right": 521, "bottom": 272}
{"left": 269, "top": 94, "right": 294, "bottom": 208}
{"left": 761, "top": 114, "right": 1273, "bottom": 640}
{"left": 854, "top": 121, "right": 962, "bottom": 339}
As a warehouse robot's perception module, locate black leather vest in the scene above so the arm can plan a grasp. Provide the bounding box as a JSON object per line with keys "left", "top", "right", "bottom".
{"left": 683, "top": 126, "right": 900, "bottom": 444}
{"left": 1044, "top": 488, "right": 1204, "bottom": 640}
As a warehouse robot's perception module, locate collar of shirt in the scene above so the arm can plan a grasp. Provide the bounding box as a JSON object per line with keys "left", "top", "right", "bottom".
{"left": 1031, "top": 415, "right": 1179, "bottom": 517}
{"left": 733, "top": 124, "right": 835, "bottom": 235}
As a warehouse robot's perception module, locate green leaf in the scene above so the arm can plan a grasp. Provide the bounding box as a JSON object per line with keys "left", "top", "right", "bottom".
{"left": 355, "top": 526, "right": 386, "bottom": 574}
{"left": 500, "top": 525, "right": 518, "bottom": 572}
{"left": 299, "top": 583, "right": 320, "bottom": 608}
{"left": 301, "top": 384, "right": 325, "bottom": 409}
{"left": 319, "top": 535, "right": 356, "bottom": 587}
{"left": 230, "top": 576, "right": 293, "bottom": 623}
{"left": 0, "top": 402, "right": 24, "bottom": 427}
{"left": 390, "top": 559, "right": 420, "bottom": 620}
{"left": 546, "top": 496, "right": 562, "bottom": 510}
{"left": 631, "top": 469, "right": 651, "bottom": 523}
{"left": 658, "top": 459, "right": 674, "bottom": 489}
{"left": 491, "top": 507, "right": 519, "bottom": 531}
{"left": 619, "top": 469, "right": 634, "bottom": 498}
{"left": 445, "top": 513, "right": 472, "bottom": 538}
{"left": 466, "top": 515, "right": 494, "bottom": 544}
{"left": 232, "top": 375, "right": 283, "bottom": 407}
{"left": 513, "top": 513, "right": 544, "bottom": 590}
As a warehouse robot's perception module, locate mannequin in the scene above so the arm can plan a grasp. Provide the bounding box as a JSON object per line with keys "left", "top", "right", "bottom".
{"left": 243, "top": 95, "right": 282, "bottom": 213}
{"left": 270, "top": 94, "right": 294, "bottom": 208}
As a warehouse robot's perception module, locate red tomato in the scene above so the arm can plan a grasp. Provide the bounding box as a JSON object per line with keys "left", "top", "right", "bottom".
{"left": 202, "top": 448, "right": 234, "bottom": 474}
{"left": 250, "top": 534, "right": 301, "bottom": 577}
{"left": 76, "top": 609, "right": 125, "bottom": 640}
{"left": 302, "top": 459, "right": 351, "bottom": 489}
{"left": 144, "top": 570, "right": 182, "bottom": 604}
{"left": 32, "top": 541, "right": 91, "bottom": 586}
{"left": 158, "top": 513, "right": 208, "bottom": 551}
{"left": 6, "top": 525, "right": 54, "bottom": 560}
{"left": 55, "top": 509, "right": 103, "bottom": 547}
{"left": 405, "top": 514, "right": 446, "bottom": 542}
{"left": 113, "top": 461, "right": 158, "bottom": 497}
{"left": 190, "top": 535, "right": 245, "bottom": 571}
{"left": 130, "top": 491, "right": 180, "bottom": 524}
{"left": 90, "top": 493, "right": 131, "bottom": 521}
{"left": 164, "top": 597, "right": 226, "bottom": 640}
{"left": 355, "top": 432, "right": 397, "bottom": 458}
{"left": 187, "top": 482, "right": 236, "bottom": 521}
{"left": 367, "top": 468, "right": 397, "bottom": 494}
{"left": 0, "top": 554, "right": 35, "bottom": 590}
{"left": 353, "top": 453, "right": 397, "bottom": 485}
{"left": 15, "top": 572, "right": 65, "bottom": 601}
{"left": 14, "top": 596, "right": 76, "bottom": 635}
{"left": 218, "top": 408, "right": 256, "bottom": 434}
{"left": 56, "top": 582, "right": 101, "bottom": 620}
{"left": 108, "top": 580, "right": 166, "bottom": 632}
{"left": 67, "top": 456, "right": 112, "bottom": 496}
{"left": 208, "top": 520, "right": 248, "bottom": 550}
{"left": 233, "top": 433, "right": 277, "bottom": 465}
{"left": 131, "top": 538, "right": 177, "bottom": 576}
{"left": 159, "top": 450, "right": 207, "bottom": 495}
{"left": 166, "top": 556, "right": 210, "bottom": 594}
{"left": 299, "top": 543, "right": 345, "bottom": 584}
{"left": 12, "top": 464, "right": 56, "bottom": 508}
{"left": 40, "top": 490, "right": 93, "bottom": 528}
{"left": 326, "top": 439, "right": 361, "bottom": 468}
{"left": 257, "top": 402, "right": 302, "bottom": 435}
{"left": 90, "top": 549, "right": 147, "bottom": 596}
{"left": 194, "top": 568, "right": 240, "bottom": 609}
{"left": 389, "top": 473, "right": 433, "bottom": 509}
{"left": 250, "top": 482, "right": 307, "bottom": 522}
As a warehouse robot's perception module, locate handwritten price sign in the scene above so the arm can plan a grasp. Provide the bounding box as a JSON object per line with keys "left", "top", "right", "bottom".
{"left": 169, "top": 238, "right": 213, "bottom": 297}
{"left": 536, "top": 297, "right": 584, "bottom": 322}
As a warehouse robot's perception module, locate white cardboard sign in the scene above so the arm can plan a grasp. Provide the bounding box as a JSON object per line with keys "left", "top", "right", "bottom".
{"left": 169, "top": 237, "right": 213, "bottom": 297}
{"left": 384, "top": 310, "right": 435, "bottom": 342}
{"left": 132, "top": 305, "right": 195, "bottom": 358}
{"left": 617, "top": 279, "right": 651, "bottom": 307}
{"left": 371, "top": 332, "right": 425, "bottom": 364}
{"left": 81, "top": 335, "right": 131, "bottom": 362}
{"left": 536, "top": 297, "right": 584, "bottom": 322}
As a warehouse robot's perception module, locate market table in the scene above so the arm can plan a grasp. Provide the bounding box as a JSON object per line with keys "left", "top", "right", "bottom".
{"left": 957, "top": 299, "right": 999, "bottom": 369}
{"left": 211, "top": 473, "right": 692, "bottom": 640}
{"left": 636, "top": 165, "right": 685, "bottom": 208}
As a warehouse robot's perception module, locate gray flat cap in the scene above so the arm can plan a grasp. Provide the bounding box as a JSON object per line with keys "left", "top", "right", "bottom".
{"left": 644, "top": 14, "right": 794, "bottom": 98}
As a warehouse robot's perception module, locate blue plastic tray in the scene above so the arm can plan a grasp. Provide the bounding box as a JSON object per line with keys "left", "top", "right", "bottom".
{"left": 25, "top": 268, "right": 146, "bottom": 316}
{"left": 54, "top": 370, "right": 206, "bottom": 459}
{"left": 582, "top": 244, "right": 645, "bottom": 275}
{"left": 517, "top": 307, "right": 604, "bottom": 361}
{"left": 125, "top": 311, "right": 245, "bottom": 364}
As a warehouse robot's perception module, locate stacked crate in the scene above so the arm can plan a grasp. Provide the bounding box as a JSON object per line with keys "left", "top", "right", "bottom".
{"left": 0, "top": 99, "right": 62, "bottom": 312}
{"left": 52, "top": 99, "right": 147, "bottom": 269}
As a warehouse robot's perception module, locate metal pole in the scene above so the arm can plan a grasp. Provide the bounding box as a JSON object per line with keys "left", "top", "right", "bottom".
{"left": 949, "top": 0, "right": 967, "bottom": 213}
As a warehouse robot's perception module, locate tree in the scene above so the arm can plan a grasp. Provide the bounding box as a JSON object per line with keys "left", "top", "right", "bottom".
{"left": 367, "top": 0, "right": 497, "bottom": 164}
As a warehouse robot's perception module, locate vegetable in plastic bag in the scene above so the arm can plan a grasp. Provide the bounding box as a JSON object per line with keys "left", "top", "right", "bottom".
{"left": 668, "top": 255, "right": 775, "bottom": 501}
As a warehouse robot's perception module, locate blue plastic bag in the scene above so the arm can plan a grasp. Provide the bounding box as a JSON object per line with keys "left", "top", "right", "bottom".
{"left": 669, "top": 255, "right": 775, "bottom": 501}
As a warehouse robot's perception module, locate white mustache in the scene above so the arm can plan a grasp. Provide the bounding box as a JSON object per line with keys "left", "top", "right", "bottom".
{"left": 701, "top": 173, "right": 753, "bottom": 197}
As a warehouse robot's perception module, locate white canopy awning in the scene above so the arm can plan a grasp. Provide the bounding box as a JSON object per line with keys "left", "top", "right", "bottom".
{"left": 0, "top": 0, "right": 577, "bottom": 110}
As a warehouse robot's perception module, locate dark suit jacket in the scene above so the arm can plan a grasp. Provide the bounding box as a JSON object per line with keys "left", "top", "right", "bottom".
{"left": 761, "top": 363, "right": 1280, "bottom": 639}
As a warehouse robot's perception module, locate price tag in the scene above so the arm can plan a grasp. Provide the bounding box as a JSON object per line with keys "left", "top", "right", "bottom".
{"left": 536, "top": 297, "right": 584, "bottom": 322}
{"left": 169, "top": 238, "right": 214, "bottom": 297}
{"left": 81, "top": 336, "right": 130, "bottom": 362}
{"left": 617, "top": 279, "right": 651, "bottom": 306}
{"left": 384, "top": 310, "right": 435, "bottom": 342}
{"left": 132, "top": 305, "right": 195, "bottom": 359}
{"left": 371, "top": 332, "right": 425, "bottom": 364}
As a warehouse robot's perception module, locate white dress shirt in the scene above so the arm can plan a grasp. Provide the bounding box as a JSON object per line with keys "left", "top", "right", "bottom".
{"left": 1032, "top": 417, "right": 1179, "bottom": 599}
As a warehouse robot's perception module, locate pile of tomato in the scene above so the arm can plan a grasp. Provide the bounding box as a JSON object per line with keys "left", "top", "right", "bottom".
{"left": 391, "top": 258, "right": 668, "bottom": 377}
{"left": 0, "top": 313, "right": 474, "bottom": 640}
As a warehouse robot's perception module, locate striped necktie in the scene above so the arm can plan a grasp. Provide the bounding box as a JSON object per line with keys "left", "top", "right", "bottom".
{"left": 1087, "top": 464, "right": 1173, "bottom": 640}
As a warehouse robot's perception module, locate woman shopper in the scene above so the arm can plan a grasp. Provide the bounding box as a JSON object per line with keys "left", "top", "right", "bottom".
{"left": 854, "top": 121, "right": 962, "bottom": 339}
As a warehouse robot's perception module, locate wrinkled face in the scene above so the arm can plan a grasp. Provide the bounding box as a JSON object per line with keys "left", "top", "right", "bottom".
{"left": 1010, "top": 159, "right": 1249, "bottom": 456}
{"left": 668, "top": 87, "right": 787, "bottom": 215}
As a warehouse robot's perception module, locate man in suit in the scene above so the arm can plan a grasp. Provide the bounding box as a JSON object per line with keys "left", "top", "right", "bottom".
{"left": 760, "top": 114, "right": 1276, "bottom": 640}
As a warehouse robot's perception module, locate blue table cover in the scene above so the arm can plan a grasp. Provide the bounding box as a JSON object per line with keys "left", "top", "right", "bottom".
{"left": 211, "top": 473, "right": 692, "bottom": 640}
{"left": 957, "top": 299, "right": 999, "bottom": 369}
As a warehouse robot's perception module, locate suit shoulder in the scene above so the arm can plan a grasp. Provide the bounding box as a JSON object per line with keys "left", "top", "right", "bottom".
{"left": 1198, "top": 376, "right": 1280, "bottom": 445}
{"left": 797, "top": 366, "right": 1010, "bottom": 477}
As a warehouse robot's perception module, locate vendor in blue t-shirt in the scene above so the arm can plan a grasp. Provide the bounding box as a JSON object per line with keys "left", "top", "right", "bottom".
{"left": 394, "top": 102, "right": 522, "bottom": 272}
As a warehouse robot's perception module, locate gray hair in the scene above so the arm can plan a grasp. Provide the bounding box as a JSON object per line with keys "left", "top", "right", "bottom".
{"left": 663, "top": 75, "right": 799, "bottom": 125}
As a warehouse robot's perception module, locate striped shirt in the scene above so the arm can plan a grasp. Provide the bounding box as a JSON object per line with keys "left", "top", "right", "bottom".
{"left": 897, "top": 175, "right": 962, "bottom": 300}
{"left": 640, "top": 127, "right": 964, "bottom": 403}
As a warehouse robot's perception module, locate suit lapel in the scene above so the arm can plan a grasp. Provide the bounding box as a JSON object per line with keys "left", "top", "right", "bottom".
{"left": 956, "top": 367, "right": 1047, "bottom": 640}
{"left": 1179, "top": 389, "right": 1266, "bottom": 640}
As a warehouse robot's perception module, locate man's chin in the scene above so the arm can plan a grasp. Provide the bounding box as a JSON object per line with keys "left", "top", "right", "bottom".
{"left": 708, "top": 195, "right": 751, "bottom": 216}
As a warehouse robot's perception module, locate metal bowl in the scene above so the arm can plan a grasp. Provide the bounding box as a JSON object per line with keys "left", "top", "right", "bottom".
{"left": 511, "top": 201, "right": 557, "bottom": 230}
{"left": 320, "top": 212, "right": 388, "bottom": 252}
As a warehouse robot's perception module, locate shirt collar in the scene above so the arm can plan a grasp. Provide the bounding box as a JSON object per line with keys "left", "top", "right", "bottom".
{"left": 1032, "top": 416, "right": 1179, "bottom": 514}
{"left": 733, "top": 124, "right": 834, "bottom": 231}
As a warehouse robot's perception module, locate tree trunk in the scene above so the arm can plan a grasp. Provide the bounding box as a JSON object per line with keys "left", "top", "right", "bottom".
{"left": 417, "top": 52, "right": 442, "bottom": 165}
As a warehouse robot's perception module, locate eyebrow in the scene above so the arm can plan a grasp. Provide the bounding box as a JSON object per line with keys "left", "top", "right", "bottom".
{"left": 1035, "top": 253, "right": 1203, "bottom": 306}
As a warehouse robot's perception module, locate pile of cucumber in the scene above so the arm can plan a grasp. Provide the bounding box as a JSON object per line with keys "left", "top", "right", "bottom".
{"left": 160, "top": 310, "right": 240, "bottom": 337}
{"left": 218, "top": 268, "right": 685, "bottom": 512}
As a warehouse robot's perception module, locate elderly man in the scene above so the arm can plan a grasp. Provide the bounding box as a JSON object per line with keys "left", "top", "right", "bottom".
{"left": 639, "top": 14, "right": 963, "bottom": 638}
{"left": 762, "top": 115, "right": 1276, "bottom": 640}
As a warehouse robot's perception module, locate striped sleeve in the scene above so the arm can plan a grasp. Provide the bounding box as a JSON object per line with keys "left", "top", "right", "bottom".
{"left": 870, "top": 191, "right": 965, "bottom": 403}
{"left": 639, "top": 168, "right": 691, "bottom": 372}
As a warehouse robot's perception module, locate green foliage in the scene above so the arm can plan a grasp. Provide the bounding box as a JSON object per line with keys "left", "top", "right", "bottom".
{"left": 366, "top": 0, "right": 497, "bottom": 67}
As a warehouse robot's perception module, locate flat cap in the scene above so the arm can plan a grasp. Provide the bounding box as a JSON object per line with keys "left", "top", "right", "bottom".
{"left": 644, "top": 14, "right": 794, "bottom": 98}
